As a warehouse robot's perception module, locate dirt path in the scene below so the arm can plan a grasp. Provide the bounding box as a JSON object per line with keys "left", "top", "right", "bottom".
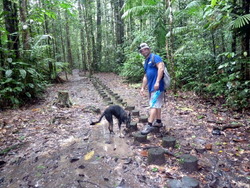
{"left": 0, "top": 70, "right": 249, "bottom": 188}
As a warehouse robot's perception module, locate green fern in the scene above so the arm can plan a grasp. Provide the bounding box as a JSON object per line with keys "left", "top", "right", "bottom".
{"left": 232, "top": 14, "right": 250, "bottom": 29}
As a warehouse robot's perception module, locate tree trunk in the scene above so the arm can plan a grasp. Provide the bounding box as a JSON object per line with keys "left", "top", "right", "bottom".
{"left": 78, "top": 0, "right": 87, "bottom": 70}
{"left": 19, "top": 0, "right": 30, "bottom": 52}
{"left": 166, "top": 0, "right": 175, "bottom": 92}
{"left": 65, "top": 11, "right": 74, "bottom": 71}
{"left": 242, "top": 0, "right": 250, "bottom": 80}
{"left": 3, "top": 0, "right": 19, "bottom": 59}
{"left": 96, "top": 0, "right": 102, "bottom": 69}
{"left": 58, "top": 10, "right": 66, "bottom": 63}
{"left": 84, "top": 0, "right": 94, "bottom": 76}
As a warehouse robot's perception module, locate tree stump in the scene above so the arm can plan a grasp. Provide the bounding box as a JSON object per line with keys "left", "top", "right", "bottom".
{"left": 125, "top": 106, "right": 135, "bottom": 111}
{"left": 129, "top": 122, "right": 138, "bottom": 132}
{"left": 151, "top": 126, "right": 160, "bottom": 133}
{"left": 117, "top": 98, "right": 123, "bottom": 103}
{"left": 115, "top": 95, "right": 120, "bottom": 100}
{"left": 181, "top": 176, "right": 199, "bottom": 188}
{"left": 167, "top": 176, "right": 199, "bottom": 188}
{"left": 55, "top": 90, "right": 72, "bottom": 107}
{"left": 139, "top": 116, "right": 148, "bottom": 123}
{"left": 147, "top": 147, "right": 166, "bottom": 165}
{"left": 133, "top": 132, "right": 147, "bottom": 143}
{"left": 181, "top": 154, "right": 198, "bottom": 172}
{"left": 107, "top": 101, "right": 113, "bottom": 105}
{"left": 122, "top": 102, "right": 127, "bottom": 106}
{"left": 132, "top": 110, "right": 140, "bottom": 116}
{"left": 103, "top": 96, "right": 111, "bottom": 102}
{"left": 162, "top": 136, "right": 176, "bottom": 148}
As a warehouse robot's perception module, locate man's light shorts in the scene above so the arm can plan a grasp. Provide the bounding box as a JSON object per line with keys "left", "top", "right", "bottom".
{"left": 149, "top": 91, "right": 164, "bottom": 108}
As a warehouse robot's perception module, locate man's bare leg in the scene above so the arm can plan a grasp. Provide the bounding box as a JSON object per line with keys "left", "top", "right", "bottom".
{"left": 148, "top": 108, "right": 157, "bottom": 123}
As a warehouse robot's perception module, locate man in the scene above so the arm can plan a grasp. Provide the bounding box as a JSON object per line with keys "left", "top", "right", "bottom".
{"left": 138, "top": 43, "right": 165, "bottom": 135}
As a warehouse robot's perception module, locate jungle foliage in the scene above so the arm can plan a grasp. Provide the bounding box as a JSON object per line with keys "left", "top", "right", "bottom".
{"left": 0, "top": 0, "right": 249, "bottom": 110}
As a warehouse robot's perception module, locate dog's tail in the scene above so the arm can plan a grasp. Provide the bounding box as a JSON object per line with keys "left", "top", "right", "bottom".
{"left": 90, "top": 113, "right": 105, "bottom": 125}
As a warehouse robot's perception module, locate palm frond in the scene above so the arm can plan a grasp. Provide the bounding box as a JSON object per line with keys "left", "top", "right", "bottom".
{"left": 122, "top": 5, "right": 157, "bottom": 19}
{"left": 232, "top": 14, "right": 250, "bottom": 29}
{"left": 166, "top": 26, "right": 188, "bottom": 37}
{"left": 185, "top": 0, "right": 202, "bottom": 9}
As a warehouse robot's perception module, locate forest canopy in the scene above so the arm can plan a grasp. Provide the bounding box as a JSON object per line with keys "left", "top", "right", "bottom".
{"left": 0, "top": 0, "right": 249, "bottom": 110}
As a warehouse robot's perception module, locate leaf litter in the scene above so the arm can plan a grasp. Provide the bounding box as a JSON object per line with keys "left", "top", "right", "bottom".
{"left": 0, "top": 69, "right": 249, "bottom": 187}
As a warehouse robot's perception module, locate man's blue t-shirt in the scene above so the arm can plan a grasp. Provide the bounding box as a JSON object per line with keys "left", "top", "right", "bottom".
{"left": 144, "top": 53, "right": 164, "bottom": 92}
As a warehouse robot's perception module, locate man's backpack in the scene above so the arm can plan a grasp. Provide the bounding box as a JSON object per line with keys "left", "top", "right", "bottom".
{"left": 151, "top": 54, "right": 171, "bottom": 90}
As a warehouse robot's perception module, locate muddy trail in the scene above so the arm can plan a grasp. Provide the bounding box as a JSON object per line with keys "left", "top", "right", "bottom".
{"left": 0, "top": 70, "right": 249, "bottom": 188}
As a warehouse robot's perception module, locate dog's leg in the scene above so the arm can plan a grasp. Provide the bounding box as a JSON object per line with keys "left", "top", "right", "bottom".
{"left": 118, "top": 120, "right": 124, "bottom": 138}
{"left": 105, "top": 114, "right": 114, "bottom": 134}
{"left": 108, "top": 122, "right": 115, "bottom": 134}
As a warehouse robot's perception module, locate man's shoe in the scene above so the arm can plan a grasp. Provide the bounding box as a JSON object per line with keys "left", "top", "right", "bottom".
{"left": 153, "top": 122, "right": 163, "bottom": 128}
{"left": 141, "top": 124, "right": 155, "bottom": 135}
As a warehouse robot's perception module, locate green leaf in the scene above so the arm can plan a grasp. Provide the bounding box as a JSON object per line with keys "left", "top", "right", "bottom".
{"left": 232, "top": 14, "right": 250, "bottom": 29}
{"left": 37, "top": 165, "right": 46, "bottom": 169}
{"left": 28, "top": 83, "right": 34, "bottom": 88}
{"left": 211, "top": 0, "right": 217, "bottom": 7}
{"left": 26, "top": 92, "right": 31, "bottom": 98}
{"left": 14, "top": 87, "right": 23, "bottom": 92}
{"left": 5, "top": 70, "right": 13, "bottom": 77}
{"left": 151, "top": 167, "right": 158, "bottom": 172}
{"left": 19, "top": 69, "right": 27, "bottom": 79}
{"left": 3, "top": 78, "right": 13, "bottom": 84}
{"left": 60, "top": 2, "right": 72, "bottom": 9}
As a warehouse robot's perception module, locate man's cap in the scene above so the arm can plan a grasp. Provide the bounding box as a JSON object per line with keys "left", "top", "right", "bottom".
{"left": 138, "top": 43, "right": 150, "bottom": 51}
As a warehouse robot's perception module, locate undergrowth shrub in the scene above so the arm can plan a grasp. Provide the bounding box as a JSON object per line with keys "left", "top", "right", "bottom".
{"left": 176, "top": 52, "right": 250, "bottom": 110}
{"left": 119, "top": 52, "right": 144, "bottom": 83}
{"left": 0, "top": 61, "right": 47, "bottom": 108}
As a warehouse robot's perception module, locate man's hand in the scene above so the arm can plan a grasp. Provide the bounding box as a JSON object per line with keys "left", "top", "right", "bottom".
{"left": 154, "top": 82, "right": 160, "bottom": 91}
{"left": 140, "top": 88, "right": 145, "bottom": 96}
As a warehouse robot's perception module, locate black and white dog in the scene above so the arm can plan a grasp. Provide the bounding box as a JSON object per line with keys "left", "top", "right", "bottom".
{"left": 90, "top": 105, "right": 131, "bottom": 137}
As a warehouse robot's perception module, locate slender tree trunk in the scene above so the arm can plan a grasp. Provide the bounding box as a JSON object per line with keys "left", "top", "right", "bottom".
{"left": 232, "top": 0, "right": 237, "bottom": 53}
{"left": 211, "top": 31, "right": 216, "bottom": 62}
{"left": 0, "top": 32, "right": 3, "bottom": 79}
{"left": 19, "top": 0, "right": 30, "bottom": 52}
{"left": 242, "top": 0, "right": 250, "bottom": 80}
{"left": 90, "top": 11, "right": 96, "bottom": 71}
{"left": 115, "top": 0, "right": 125, "bottom": 64}
{"left": 3, "top": 0, "right": 19, "bottom": 59}
{"left": 78, "top": 0, "right": 87, "bottom": 70}
{"left": 96, "top": 0, "right": 102, "bottom": 69}
{"left": 166, "top": 0, "right": 175, "bottom": 92}
{"left": 84, "top": 0, "right": 93, "bottom": 75}
{"left": 58, "top": 10, "right": 66, "bottom": 63}
{"left": 65, "top": 11, "right": 74, "bottom": 71}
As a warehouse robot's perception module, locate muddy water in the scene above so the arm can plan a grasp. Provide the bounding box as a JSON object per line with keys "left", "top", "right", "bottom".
{"left": 0, "top": 70, "right": 156, "bottom": 188}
